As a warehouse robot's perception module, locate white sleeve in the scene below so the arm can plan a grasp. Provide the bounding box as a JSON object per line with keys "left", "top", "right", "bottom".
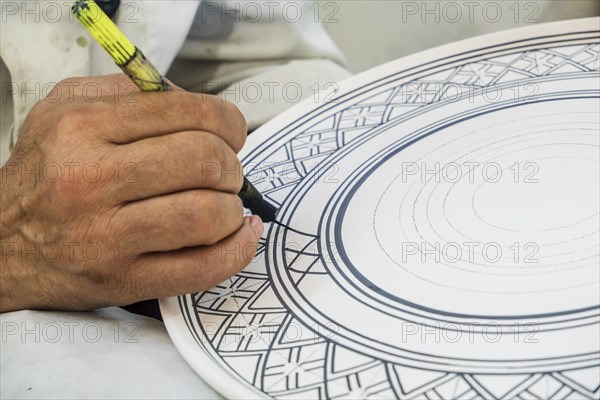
{"left": 167, "top": 0, "right": 352, "bottom": 130}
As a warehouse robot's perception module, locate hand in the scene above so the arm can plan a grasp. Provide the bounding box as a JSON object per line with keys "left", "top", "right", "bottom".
{"left": 0, "top": 74, "right": 263, "bottom": 312}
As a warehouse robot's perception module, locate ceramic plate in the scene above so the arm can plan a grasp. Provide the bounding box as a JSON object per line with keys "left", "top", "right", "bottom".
{"left": 160, "top": 19, "right": 600, "bottom": 399}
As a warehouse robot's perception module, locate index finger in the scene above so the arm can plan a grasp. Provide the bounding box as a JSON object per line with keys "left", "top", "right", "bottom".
{"left": 98, "top": 90, "right": 248, "bottom": 153}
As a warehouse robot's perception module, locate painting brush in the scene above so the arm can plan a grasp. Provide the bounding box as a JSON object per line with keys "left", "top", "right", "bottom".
{"left": 71, "top": 0, "right": 278, "bottom": 222}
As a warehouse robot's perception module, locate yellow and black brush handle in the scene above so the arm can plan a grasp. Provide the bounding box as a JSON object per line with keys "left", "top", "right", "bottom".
{"left": 72, "top": 0, "right": 169, "bottom": 92}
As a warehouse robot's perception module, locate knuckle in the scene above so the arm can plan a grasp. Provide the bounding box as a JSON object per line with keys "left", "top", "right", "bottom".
{"left": 55, "top": 77, "right": 78, "bottom": 92}
{"left": 19, "top": 185, "right": 48, "bottom": 217}
{"left": 44, "top": 78, "right": 81, "bottom": 103}
{"left": 78, "top": 252, "right": 117, "bottom": 289}
{"left": 230, "top": 159, "right": 244, "bottom": 192}
{"left": 52, "top": 177, "right": 80, "bottom": 204}
{"left": 232, "top": 196, "right": 244, "bottom": 220}
{"left": 79, "top": 240, "right": 141, "bottom": 295}
{"left": 190, "top": 94, "right": 247, "bottom": 152}
{"left": 28, "top": 97, "right": 52, "bottom": 117}
{"left": 174, "top": 192, "right": 220, "bottom": 244}
{"left": 85, "top": 266, "right": 111, "bottom": 287}
{"left": 195, "top": 134, "right": 243, "bottom": 191}
{"left": 200, "top": 197, "right": 223, "bottom": 244}
{"left": 57, "top": 77, "right": 80, "bottom": 87}
{"left": 195, "top": 135, "right": 226, "bottom": 186}
{"left": 175, "top": 194, "right": 202, "bottom": 225}
{"left": 228, "top": 101, "right": 248, "bottom": 131}
{"left": 190, "top": 93, "right": 213, "bottom": 129}
{"left": 41, "top": 174, "right": 85, "bottom": 216}
{"left": 219, "top": 194, "right": 243, "bottom": 225}
{"left": 197, "top": 132, "right": 224, "bottom": 161}
{"left": 53, "top": 105, "right": 90, "bottom": 135}
{"left": 87, "top": 264, "right": 128, "bottom": 298}
{"left": 223, "top": 101, "right": 247, "bottom": 150}
{"left": 198, "top": 193, "right": 240, "bottom": 245}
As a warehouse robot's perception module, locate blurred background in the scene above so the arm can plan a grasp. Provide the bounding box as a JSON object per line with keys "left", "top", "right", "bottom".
{"left": 318, "top": 0, "right": 600, "bottom": 72}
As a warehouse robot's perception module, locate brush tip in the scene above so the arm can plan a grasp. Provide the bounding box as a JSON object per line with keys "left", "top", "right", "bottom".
{"left": 249, "top": 200, "right": 278, "bottom": 223}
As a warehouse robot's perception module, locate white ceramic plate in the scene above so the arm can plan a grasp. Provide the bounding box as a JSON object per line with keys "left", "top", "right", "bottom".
{"left": 160, "top": 18, "right": 600, "bottom": 400}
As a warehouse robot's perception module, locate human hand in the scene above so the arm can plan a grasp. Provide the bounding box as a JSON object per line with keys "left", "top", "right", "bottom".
{"left": 0, "top": 74, "right": 262, "bottom": 312}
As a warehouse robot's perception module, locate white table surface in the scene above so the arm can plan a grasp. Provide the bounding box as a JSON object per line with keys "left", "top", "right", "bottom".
{"left": 1, "top": 308, "right": 224, "bottom": 399}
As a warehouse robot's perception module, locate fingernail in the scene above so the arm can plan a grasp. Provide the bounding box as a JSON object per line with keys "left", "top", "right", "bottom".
{"left": 249, "top": 215, "right": 264, "bottom": 237}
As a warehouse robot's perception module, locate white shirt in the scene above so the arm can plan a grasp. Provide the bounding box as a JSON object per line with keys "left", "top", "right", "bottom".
{"left": 0, "top": 0, "right": 350, "bottom": 164}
